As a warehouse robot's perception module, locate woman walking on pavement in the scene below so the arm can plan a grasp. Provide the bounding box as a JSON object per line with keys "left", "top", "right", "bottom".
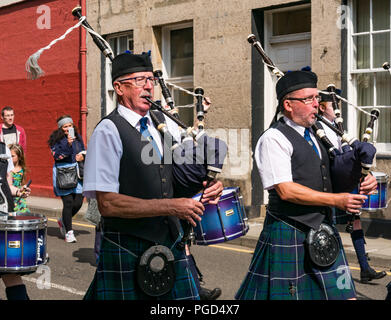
{"left": 48, "top": 115, "right": 85, "bottom": 243}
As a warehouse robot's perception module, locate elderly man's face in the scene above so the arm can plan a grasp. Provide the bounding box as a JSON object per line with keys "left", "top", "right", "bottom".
{"left": 113, "top": 71, "right": 154, "bottom": 116}
{"left": 283, "top": 88, "right": 320, "bottom": 127}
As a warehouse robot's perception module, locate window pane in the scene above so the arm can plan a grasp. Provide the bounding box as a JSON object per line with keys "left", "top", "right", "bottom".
{"left": 353, "top": 35, "right": 370, "bottom": 69}
{"left": 373, "top": 0, "right": 390, "bottom": 31}
{"left": 376, "top": 73, "right": 391, "bottom": 105}
{"left": 170, "top": 28, "right": 193, "bottom": 77}
{"left": 109, "top": 38, "right": 118, "bottom": 56}
{"left": 272, "top": 8, "right": 311, "bottom": 36}
{"left": 376, "top": 108, "right": 391, "bottom": 143}
{"left": 128, "top": 37, "right": 134, "bottom": 52}
{"left": 356, "top": 73, "right": 374, "bottom": 106}
{"left": 373, "top": 33, "right": 390, "bottom": 68}
{"left": 119, "top": 36, "right": 128, "bottom": 54}
{"left": 173, "top": 87, "right": 194, "bottom": 126}
{"left": 353, "top": 0, "right": 370, "bottom": 33}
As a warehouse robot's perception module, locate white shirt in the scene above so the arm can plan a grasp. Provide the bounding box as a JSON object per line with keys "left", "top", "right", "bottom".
{"left": 320, "top": 118, "right": 342, "bottom": 151}
{"left": 254, "top": 116, "right": 322, "bottom": 191}
{"left": 83, "top": 104, "right": 181, "bottom": 198}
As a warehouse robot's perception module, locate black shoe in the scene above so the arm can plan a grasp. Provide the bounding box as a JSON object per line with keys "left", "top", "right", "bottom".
{"left": 360, "top": 267, "right": 387, "bottom": 283}
{"left": 199, "top": 287, "right": 222, "bottom": 300}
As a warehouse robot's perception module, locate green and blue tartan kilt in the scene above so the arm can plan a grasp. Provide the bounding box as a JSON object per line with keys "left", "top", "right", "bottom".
{"left": 235, "top": 212, "right": 356, "bottom": 300}
{"left": 84, "top": 231, "right": 200, "bottom": 300}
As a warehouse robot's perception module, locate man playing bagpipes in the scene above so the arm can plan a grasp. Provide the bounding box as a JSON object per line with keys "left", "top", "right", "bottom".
{"left": 82, "top": 52, "right": 224, "bottom": 300}
{"left": 236, "top": 70, "right": 377, "bottom": 300}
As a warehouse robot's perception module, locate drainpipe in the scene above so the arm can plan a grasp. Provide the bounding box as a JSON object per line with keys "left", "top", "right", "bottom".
{"left": 80, "top": 0, "right": 87, "bottom": 144}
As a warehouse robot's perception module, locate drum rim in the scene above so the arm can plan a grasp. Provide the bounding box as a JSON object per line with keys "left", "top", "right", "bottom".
{"left": 371, "top": 171, "right": 389, "bottom": 182}
{"left": 0, "top": 213, "right": 47, "bottom": 231}
{"left": 0, "top": 260, "right": 49, "bottom": 273}
{"left": 194, "top": 227, "right": 249, "bottom": 245}
{"left": 192, "top": 187, "right": 240, "bottom": 201}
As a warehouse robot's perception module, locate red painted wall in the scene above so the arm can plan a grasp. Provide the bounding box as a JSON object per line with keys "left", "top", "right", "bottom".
{"left": 0, "top": 0, "right": 81, "bottom": 197}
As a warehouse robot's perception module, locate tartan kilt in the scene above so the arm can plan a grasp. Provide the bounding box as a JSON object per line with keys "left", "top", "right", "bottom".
{"left": 84, "top": 232, "right": 200, "bottom": 300}
{"left": 235, "top": 212, "right": 356, "bottom": 300}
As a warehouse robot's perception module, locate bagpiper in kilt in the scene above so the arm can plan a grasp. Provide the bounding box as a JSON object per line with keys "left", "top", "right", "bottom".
{"left": 82, "top": 52, "right": 213, "bottom": 300}
{"left": 238, "top": 70, "right": 368, "bottom": 300}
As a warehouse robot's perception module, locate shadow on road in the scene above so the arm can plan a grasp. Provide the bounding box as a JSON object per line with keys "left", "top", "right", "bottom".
{"left": 73, "top": 248, "right": 97, "bottom": 267}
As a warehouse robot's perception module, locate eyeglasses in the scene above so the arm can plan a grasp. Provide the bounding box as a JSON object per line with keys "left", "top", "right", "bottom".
{"left": 118, "top": 76, "right": 158, "bottom": 87}
{"left": 286, "top": 95, "right": 322, "bottom": 105}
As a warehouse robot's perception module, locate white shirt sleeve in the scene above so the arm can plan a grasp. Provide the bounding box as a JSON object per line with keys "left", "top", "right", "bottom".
{"left": 82, "top": 119, "right": 123, "bottom": 199}
{"left": 254, "top": 128, "right": 293, "bottom": 190}
{"left": 6, "top": 147, "right": 14, "bottom": 173}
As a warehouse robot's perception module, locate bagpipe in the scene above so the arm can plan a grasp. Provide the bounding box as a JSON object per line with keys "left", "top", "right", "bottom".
{"left": 247, "top": 33, "right": 379, "bottom": 198}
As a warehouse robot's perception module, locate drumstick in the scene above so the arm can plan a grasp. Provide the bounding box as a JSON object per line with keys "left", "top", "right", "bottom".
{"left": 15, "top": 179, "right": 32, "bottom": 204}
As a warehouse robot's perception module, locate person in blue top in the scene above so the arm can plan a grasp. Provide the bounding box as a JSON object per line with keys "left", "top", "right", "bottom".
{"left": 48, "top": 115, "right": 85, "bottom": 243}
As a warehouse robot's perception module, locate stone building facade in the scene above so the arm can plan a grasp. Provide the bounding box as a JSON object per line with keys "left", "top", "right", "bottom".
{"left": 84, "top": 0, "right": 391, "bottom": 220}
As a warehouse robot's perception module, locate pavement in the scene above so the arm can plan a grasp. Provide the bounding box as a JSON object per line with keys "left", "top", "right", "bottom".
{"left": 26, "top": 196, "right": 391, "bottom": 270}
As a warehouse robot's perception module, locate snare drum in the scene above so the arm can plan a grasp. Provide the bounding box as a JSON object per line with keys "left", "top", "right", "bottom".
{"left": 0, "top": 213, "right": 48, "bottom": 273}
{"left": 192, "top": 187, "right": 249, "bottom": 245}
{"left": 361, "top": 171, "right": 389, "bottom": 211}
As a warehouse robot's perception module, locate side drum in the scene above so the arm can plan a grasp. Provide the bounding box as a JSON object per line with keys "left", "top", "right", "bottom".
{"left": 0, "top": 213, "right": 48, "bottom": 273}
{"left": 361, "top": 171, "right": 389, "bottom": 211}
{"left": 192, "top": 187, "right": 249, "bottom": 245}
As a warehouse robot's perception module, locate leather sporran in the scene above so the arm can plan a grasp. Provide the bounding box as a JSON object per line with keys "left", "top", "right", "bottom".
{"left": 56, "top": 165, "right": 78, "bottom": 189}
{"left": 306, "top": 223, "right": 340, "bottom": 268}
{"left": 137, "top": 245, "right": 176, "bottom": 297}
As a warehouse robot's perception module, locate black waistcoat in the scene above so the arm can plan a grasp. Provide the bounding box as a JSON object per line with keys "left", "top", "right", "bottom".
{"left": 0, "top": 142, "right": 15, "bottom": 212}
{"left": 267, "top": 119, "right": 333, "bottom": 220}
{"left": 101, "top": 108, "right": 180, "bottom": 245}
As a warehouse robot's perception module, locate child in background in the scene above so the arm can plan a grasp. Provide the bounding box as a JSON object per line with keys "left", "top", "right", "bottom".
{"left": 9, "top": 143, "right": 29, "bottom": 213}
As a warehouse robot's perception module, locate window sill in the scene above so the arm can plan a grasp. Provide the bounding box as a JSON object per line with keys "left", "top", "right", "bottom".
{"left": 376, "top": 152, "right": 391, "bottom": 159}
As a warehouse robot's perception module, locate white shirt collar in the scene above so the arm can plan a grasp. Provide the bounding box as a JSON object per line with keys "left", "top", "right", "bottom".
{"left": 117, "top": 104, "right": 153, "bottom": 128}
{"left": 283, "top": 116, "right": 307, "bottom": 136}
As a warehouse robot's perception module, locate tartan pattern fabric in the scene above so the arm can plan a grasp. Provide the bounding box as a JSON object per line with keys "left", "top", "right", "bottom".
{"left": 235, "top": 212, "right": 356, "bottom": 300}
{"left": 84, "top": 231, "right": 199, "bottom": 300}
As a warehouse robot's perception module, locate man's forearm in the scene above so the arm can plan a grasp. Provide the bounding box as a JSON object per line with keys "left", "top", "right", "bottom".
{"left": 96, "top": 191, "right": 174, "bottom": 219}
{"left": 274, "top": 182, "right": 337, "bottom": 207}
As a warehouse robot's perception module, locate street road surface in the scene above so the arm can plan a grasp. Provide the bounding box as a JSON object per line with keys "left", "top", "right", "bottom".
{"left": 0, "top": 219, "right": 389, "bottom": 300}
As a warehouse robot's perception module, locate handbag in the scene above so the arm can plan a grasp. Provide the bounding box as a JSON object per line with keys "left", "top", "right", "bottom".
{"left": 84, "top": 198, "right": 101, "bottom": 226}
{"left": 56, "top": 164, "right": 78, "bottom": 189}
